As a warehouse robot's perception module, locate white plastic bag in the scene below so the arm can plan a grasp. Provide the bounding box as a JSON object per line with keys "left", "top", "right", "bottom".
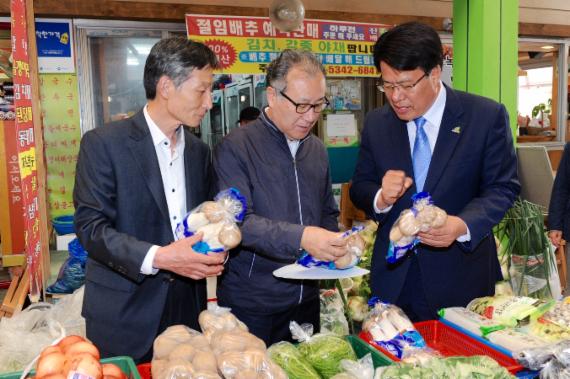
{"left": 0, "top": 286, "right": 85, "bottom": 373}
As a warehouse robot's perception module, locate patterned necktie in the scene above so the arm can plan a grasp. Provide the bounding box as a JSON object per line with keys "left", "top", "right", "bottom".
{"left": 412, "top": 116, "right": 431, "bottom": 192}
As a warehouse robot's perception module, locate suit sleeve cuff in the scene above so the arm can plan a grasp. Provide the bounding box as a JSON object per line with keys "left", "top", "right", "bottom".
{"left": 141, "top": 245, "right": 159, "bottom": 275}
{"left": 373, "top": 189, "right": 393, "bottom": 214}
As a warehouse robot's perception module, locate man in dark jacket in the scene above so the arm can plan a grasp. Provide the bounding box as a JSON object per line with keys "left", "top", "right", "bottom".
{"left": 74, "top": 37, "right": 226, "bottom": 363}
{"left": 214, "top": 49, "right": 346, "bottom": 345}
{"left": 548, "top": 142, "right": 570, "bottom": 292}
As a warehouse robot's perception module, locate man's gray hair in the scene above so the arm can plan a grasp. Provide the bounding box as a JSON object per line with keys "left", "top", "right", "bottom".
{"left": 265, "top": 49, "right": 325, "bottom": 91}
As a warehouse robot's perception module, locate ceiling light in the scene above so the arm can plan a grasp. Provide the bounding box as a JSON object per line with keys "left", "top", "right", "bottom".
{"left": 541, "top": 45, "right": 554, "bottom": 50}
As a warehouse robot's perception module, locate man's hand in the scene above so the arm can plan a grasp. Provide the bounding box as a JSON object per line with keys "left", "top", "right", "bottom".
{"left": 549, "top": 230, "right": 563, "bottom": 248}
{"left": 300, "top": 226, "right": 347, "bottom": 262}
{"left": 153, "top": 232, "right": 227, "bottom": 280}
{"left": 377, "top": 170, "right": 413, "bottom": 209}
{"left": 417, "top": 216, "right": 467, "bottom": 248}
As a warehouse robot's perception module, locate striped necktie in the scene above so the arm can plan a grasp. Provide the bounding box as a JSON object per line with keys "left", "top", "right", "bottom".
{"left": 412, "top": 116, "right": 431, "bottom": 192}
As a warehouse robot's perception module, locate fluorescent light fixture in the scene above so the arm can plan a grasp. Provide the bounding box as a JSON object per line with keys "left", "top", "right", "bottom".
{"left": 541, "top": 45, "right": 555, "bottom": 50}
{"left": 127, "top": 57, "right": 139, "bottom": 66}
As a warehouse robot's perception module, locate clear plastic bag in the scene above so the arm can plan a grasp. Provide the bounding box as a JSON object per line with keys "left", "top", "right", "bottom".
{"left": 175, "top": 188, "right": 247, "bottom": 253}
{"left": 46, "top": 238, "right": 87, "bottom": 294}
{"left": 197, "top": 303, "right": 248, "bottom": 340}
{"left": 387, "top": 192, "right": 446, "bottom": 264}
{"left": 0, "top": 286, "right": 85, "bottom": 374}
{"left": 151, "top": 325, "right": 219, "bottom": 379}
{"left": 297, "top": 226, "right": 366, "bottom": 270}
{"left": 509, "top": 245, "right": 562, "bottom": 300}
{"left": 362, "top": 298, "right": 437, "bottom": 362}
{"left": 331, "top": 353, "right": 374, "bottom": 379}
{"left": 320, "top": 289, "right": 349, "bottom": 336}
{"left": 290, "top": 321, "right": 357, "bottom": 379}
{"left": 540, "top": 360, "right": 570, "bottom": 379}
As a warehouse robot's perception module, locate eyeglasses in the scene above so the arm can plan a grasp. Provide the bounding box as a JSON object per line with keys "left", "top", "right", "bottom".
{"left": 377, "top": 72, "right": 429, "bottom": 93}
{"left": 279, "top": 90, "right": 330, "bottom": 114}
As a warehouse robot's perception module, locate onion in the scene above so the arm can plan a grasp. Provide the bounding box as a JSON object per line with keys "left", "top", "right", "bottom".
{"left": 36, "top": 352, "right": 66, "bottom": 377}
{"left": 40, "top": 345, "right": 63, "bottom": 358}
{"left": 101, "top": 363, "right": 127, "bottom": 379}
{"left": 65, "top": 353, "right": 103, "bottom": 379}
{"left": 57, "top": 335, "right": 86, "bottom": 352}
{"left": 38, "top": 374, "right": 67, "bottom": 379}
{"left": 65, "top": 341, "right": 101, "bottom": 360}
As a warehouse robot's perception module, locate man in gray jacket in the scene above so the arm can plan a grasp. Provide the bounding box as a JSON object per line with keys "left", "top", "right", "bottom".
{"left": 214, "top": 49, "right": 345, "bottom": 345}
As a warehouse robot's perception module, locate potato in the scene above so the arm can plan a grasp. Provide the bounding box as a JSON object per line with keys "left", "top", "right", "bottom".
{"left": 218, "top": 223, "right": 242, "bottom": 249}
{"left": 168, "top": 344, "right": 196, "bottom": 362}
{"left": 194, "top": 372, "right": 222, "bottom": 379}
{"left": 185, "top": 212, "right": 210, "bottom": 231}
{"left": 346, "top": 233, "right": 365, "bottom": 256}
{"left": 161, "top": 325, "right": 193, "bottom": 339}
{"left": 150, "top": 359, "right": 168, "bottom": 379}
{"left": 192, "top": 350, "right": 218, "bottom": 372}
{"left": 188, "top": 334, "right": 210, "bottom": 350}
{"left": 389, "top": 225, "right": 403, "bottom": 242}
{"left": 210, "top": 330, "right": 265, "bottom": 354}
{"left": 334, "top": 252, "right": 354, "bottom": 269}
{"left": 154, "top": 336, "right": 181, "bottom": 360}
{"left": 202, "top": 201, "right": 225, "bottom": 223}
{"left": 234, "top": 370, "right": 258, "bottom": 379}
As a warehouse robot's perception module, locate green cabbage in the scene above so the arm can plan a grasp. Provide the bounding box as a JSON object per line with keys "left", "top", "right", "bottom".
{"left": 268, "top": 341, "right": 321, "bottom": 379}
{"left": 298, "top": 335, "right": 357, "bottom": 379}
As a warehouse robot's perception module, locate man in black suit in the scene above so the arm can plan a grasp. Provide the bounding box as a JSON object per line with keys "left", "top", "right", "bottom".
{"left": 350, "top": 22, "right": 520, "bottom": 321}
{"left": 74, "top": 37, "right": 226, "bottom": 362}
{"left": 548, "top": 142, "right": 570, "bottom": 293}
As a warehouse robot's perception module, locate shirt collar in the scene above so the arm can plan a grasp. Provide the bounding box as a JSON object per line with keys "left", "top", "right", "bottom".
{"left": 143, "top": 105, "right": 184, "bottom": 148}
{"left": 421, "top": 81, "right": 446, "bottom": 127}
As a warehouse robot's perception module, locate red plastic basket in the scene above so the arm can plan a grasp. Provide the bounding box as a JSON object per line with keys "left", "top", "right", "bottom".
{"left": 137, "top": 363, "right": 152, "bottom": 379}
{"left": 360, "top": 320, "right": 523, "bottom": 374}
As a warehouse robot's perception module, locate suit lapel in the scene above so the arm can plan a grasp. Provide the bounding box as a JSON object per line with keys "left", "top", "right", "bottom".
{"left": 390, "top": 111, "right": 414, "bottom": 178}
{"left": 183, "top": 128, "right": 196, "bottom": 210}
{"left": 127, "top": 111, "right": 170, "bottom": 223}
{"left": 424, "top": 86, "right": 464, "bottom": 193}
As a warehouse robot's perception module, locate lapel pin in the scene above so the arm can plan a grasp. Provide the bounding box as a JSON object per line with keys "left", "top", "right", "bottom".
{"left": 452, "top": 126, "right": 461, "bottom": 134}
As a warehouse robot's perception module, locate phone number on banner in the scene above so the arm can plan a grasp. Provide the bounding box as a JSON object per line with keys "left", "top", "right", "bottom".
{"left": 326, "top": 65, "right": 378, "bottom": 77}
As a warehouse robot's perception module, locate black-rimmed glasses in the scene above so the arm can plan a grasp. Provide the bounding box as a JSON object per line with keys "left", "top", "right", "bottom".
{"left": 377, "top": 72, "right": 429, "bottom": 93}
{"left": 279, "top": 90, "right": 330, "bottom": 114}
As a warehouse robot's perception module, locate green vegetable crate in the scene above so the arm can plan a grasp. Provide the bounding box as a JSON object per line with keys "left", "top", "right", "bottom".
{"left": 0, "top": 356, "right": 141, "bottom": 379}
{"left": 346, "top": 335, "right": 392, "bottom": 368}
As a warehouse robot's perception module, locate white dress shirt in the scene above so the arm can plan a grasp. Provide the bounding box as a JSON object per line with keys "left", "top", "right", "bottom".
{"left": 372, "top": 83, "right": 470, "bottom": 241}
{"left": 140, "top": 105, "right": 188, "bottom": 275}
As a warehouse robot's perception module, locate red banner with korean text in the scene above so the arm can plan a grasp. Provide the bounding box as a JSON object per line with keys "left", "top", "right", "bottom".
{"left": 11, "top": 0, "right": 42, "bottom": 299}
{"left": 186, "top": 14, "right": 391, "bottom": 77}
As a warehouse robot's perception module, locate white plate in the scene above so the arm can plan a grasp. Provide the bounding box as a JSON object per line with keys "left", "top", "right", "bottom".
{"left": 273, "top": 263, "right": 370, "bottom": 280}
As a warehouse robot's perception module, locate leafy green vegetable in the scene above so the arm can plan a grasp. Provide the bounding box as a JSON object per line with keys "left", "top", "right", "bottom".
{"left": 268, "top": 342, "right": 321, "bottom": 379}
{"left": 298, "top": 334, "right": 357, "bottom": 379}
{"left": 376, "top": 355, "right": 515, "bottom": 379}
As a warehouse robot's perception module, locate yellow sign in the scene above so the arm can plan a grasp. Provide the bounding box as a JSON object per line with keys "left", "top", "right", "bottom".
{"left": 186, "top": 15, "right": 391, "bottom": 77}
{"left": 18, "top": 146, "right": 35, "bottom": 179}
